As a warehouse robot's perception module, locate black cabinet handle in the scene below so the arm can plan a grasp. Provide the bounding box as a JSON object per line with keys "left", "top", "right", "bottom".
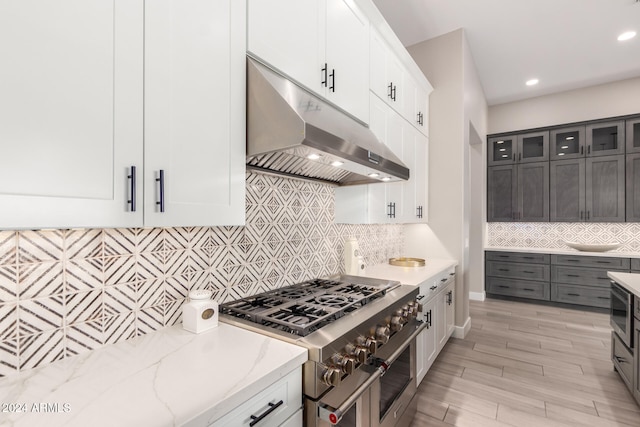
{"left": 498, "top": 255, "right": 509, "bottom": 258}
{"left": 430, "top": 285, "right": 437, "bottom": 290}
{"left": 127, "top": 166, "right": 136, "bottom": 212}
{"left": 427, "top": 309, "right": 432, "bottom": 327}
{"left": 567, "top": 293, "right": 581, "bottom": 296}
{"left": 597, "top": 277, "right": 610, "bottom": 280}
{"left": 597, "top": 296, "right": 610, "bottom": 300}
{"left": 523, "top": 271, "right": 535, "bottom": 274}
{"left": 249, "top": 400, "right": 284, "bottom": 426}
{"left": 587, "top": 145, "right": 591, "bottom": 154}
{"left": 596, "top": 261, "right": 612, "bottom": 264}
{"left": 615, "top": 356, "right": 626, "bottom": 364}
{"left": 498, "top": 285, "right": 510, "bottom": 288}
{"left": 566, "top": 259, "right": 580, "bottom": 262}
{"left": 567, "top": 274, "right": 580, "bottom": 277}
{"left": 523, "top": 256, "right": 534, "bottom": 260}
{"left": 388, "top": 82, "right": 393, "bottom": 99}
{"left": 321, "top": 63, "right": 328, "bottom": 87}
{"left": 387, "top": 202, "right": 396, "bottom": 218}
{"left": 518, "top": 153, "right": 522, "bottom": 161}
{"left": 581, "top": 145, "right": 584, "bottom": 155}
{"left": 498, "top": 269, "right": 510, "bottom": 272}
{"left": 587, "top": 211, "right": 590, "bottom": 220}
{"left": 329, "top": 69, "right": 335, "bottom": 92}
{"left": 580, "top": 211, "right": 584, "bottom": 220}
{"left": 523, "top": 288, "right": 535, "bottom": 292}
{"left": 156, "top": 169, "right": 165, "bottom": 213}
{"left": 392, "top": 84, "right": 397, "bottom": 101}
{"left": 441, "top": 278, "right": 447, "bottom": 282}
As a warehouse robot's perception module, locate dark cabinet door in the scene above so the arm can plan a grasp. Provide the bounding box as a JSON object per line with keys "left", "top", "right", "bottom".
{"left": 488, "top": 135, "right": 517, "bottom": 166}
{"left": 626, "top": 117, "right": 640, "bottom": 154}
{"left": 550, "top": 126, "right": 585, "bottom": 160}
{"left": 626, "top": 153, "right": 640, "bottom": 221}
{"left": 586, "top": 120, "right": 625, "bottom": 157}
{"left": 586, "top": 155, "right": 625, "bottom": 222}
{"left": 517, "top": 162, "right": 549, "bottom": 221}
{"left": 517, "top": 131, "right": 549, "bottom": 163}
{"left": 487, "top": 165, "right": 516, "bottom": 221}
{"left": 550, "top": 158, "right": 585, "bottom": 222}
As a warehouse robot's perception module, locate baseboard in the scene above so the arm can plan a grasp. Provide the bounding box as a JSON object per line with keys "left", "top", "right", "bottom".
{"left": 453, "top": 316, "right": 471, "bottom": 339}
{"left": 469, "top": 291, "right": 486, "bottom": 301}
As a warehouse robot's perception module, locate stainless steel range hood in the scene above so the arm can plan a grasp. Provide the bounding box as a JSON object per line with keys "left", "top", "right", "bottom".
{"left": 247, "top": 57, "right": 409, "bottom": 186}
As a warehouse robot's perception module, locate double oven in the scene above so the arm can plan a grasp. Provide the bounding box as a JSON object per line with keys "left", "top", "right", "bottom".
{"left": 220, "top": 275, "right": 424, "bottom": 427}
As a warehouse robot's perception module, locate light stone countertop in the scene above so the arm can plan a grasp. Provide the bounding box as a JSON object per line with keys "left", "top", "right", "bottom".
{"left": 0, "top": 323, "right": 307, "bottom": 427}
{"left": 363, "top": 258, "right": 458, "bottom": 287}
{"left": 608, "top": 272, "right": 640, "bottom": 298}
{"left": 485, "top": 246, "right": 640, "bottom": 259}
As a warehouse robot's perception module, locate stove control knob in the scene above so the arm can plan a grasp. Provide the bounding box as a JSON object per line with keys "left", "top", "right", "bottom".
{"left": 353, "top": 346, "right": 369, "bottom": 363}
{"left": 362, "top": 337, "right": 378, "bottom": 355}
{"left": 390, "top": 315, "right": 404, "bottom": 332}
{"left": 375, "top": 325, "right": 391, "bottom": 344}
{"left": 407, "top": 302, "right": 420, "bottom": 318}
{"left": 332, "top": 354, "right": 355, "bottom": 375}
{"left": 322, "top": 366, "right": 342, "bottom": 387}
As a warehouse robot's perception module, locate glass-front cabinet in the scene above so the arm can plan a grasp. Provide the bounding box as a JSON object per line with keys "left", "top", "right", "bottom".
{"left": 586, "top": 120, "right": 625, "bottom": 156}
{"left": 626, "top": 117, "right": 640, "bottom": 154}
{"left": 550, "top": 126, "right": 585, "bottom": 160}
{"left": 488, "top": 131, "right": 548, "bottom": 166}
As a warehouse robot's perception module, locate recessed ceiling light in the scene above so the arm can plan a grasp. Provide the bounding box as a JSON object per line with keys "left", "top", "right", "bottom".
{"left": 368, "top": 173, "right": 379, "bottom": 178}
{"left": 526, "top": 79, "right": 539, "bottom": 86}
{"left": 381, "top": 177, "right": 391, "bottom": 182}
{"left": 618, "top": 31, "right": 637, "bottom": 41}
{"left": 331, "top": 161, "right": 344, "bottom": 167}
{"left": 307, "top": 153, "right": 321, "bottom": 160}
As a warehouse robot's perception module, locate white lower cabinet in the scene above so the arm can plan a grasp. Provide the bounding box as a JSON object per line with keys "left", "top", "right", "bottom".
{"left": 211, "top": 368, "right": 302, "bottom": 427}
{"left": 0, "top": 0, "right": 245, "bottom": 229}
{"left": 416, "top": 295, "right": 438, "bottom": 385}
{"left": 416, "top": 272, "right": 456, "bottom": 385}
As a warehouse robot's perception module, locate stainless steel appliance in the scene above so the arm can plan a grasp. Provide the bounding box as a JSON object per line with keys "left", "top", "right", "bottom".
{"left": 220, "top": 275, "right": 424, "bottom": 426}
{"left": 246, "top": 57, "right": 410, "bottom": 186}
{"left": 611, "top": 280, "right": 634, "bottom": 348}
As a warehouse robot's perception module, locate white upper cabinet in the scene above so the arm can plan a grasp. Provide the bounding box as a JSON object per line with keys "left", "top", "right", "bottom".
{"left": 144, "top": 0, "right": 246, "bottom": 227}
{"left": 0, "top": 0, "right": 245, "bottom": 229}
{"left": 247, "top": 0, "right": 370, "bottom": 123}
{"left": 0, "top": 0, "right": 144, "bottom": 229}
{"left": 403, "top": 76, "right": 430, "bottom": 136}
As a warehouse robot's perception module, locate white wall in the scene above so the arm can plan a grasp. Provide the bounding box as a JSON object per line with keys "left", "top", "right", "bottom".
{"left": 489, "top": 76, "right": 640, "bottom": 134}
{"left": 404, "top": 29, "right": 488, "bottom": 332}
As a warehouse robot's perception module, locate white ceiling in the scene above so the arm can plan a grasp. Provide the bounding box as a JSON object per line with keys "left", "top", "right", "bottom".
{"left": 372, "top": 0, "right": 640, "bottom": 105}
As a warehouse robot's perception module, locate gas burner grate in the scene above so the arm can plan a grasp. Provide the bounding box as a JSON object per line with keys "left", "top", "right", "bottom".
{"left": 220, "top": 277, "right": 394, "bottom": 336}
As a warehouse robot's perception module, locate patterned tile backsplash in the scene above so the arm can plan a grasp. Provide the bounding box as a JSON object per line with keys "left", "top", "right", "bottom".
{"left": 0, "top": 172, "right": 403, "bottom": 376}
{"left": 487, "top": 222, "right": 640, "bottom": 252}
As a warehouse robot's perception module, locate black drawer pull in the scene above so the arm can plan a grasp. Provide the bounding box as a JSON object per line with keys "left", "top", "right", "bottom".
{"left": 566, "top": 259, "right": 580, "bottom": 262}
{"left": 523, "top": 288, "right": 535, "bottom": 292}
{"left": 597, "top": 277, "right": 610, "bottom": 280}
{"left": 597, "top": 296, "right": 610, "bottom": 300}
{"left": 523, "top": 256, "right": 534, "bottom": 259}
{"left": 498, "top": 255, "right": 509, "bottom": 258}
{"left": 430, "top": 286, "right": 437, "bottom": 290}
{"left": 567, "top": 293, "right": 581, "bottom": 296}
{"left": 498, "top": 285, "right": 510, "bottom": 288}
{"left": 441, "top": 278, "right": 447, "bottom": 282}
{"left": 596, "top": 261, "right": 611, "bottom": 264}
{"left": 615, "top": 356, "right": 626, "bottom": 364}
{"left": 498, "top": 269, "right": 510, "bottom": 272}
{"left": 523, "top": 271, "right": 535, "bottom": 274}
{"left": 250, "top": 400, "right": 284, "bottom": 426}
{"left": 567, "top": 274, "right": 580, "bottom": 277}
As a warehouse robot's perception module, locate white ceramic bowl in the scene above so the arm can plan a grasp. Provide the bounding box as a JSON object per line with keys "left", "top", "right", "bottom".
{"left": 563, "top": 241, "right": 622, "bottom": 252}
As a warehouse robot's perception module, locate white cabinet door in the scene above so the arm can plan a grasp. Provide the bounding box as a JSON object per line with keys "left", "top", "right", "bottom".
{"left": 414, "top": 133, "right": 428, "bottom": 223}
{"left": 325, "top": 0, "right": 369, "bottom": 122}
{"left": 144, "top": 0, "right": 246, "bottom": 227}
{"left": 369, "top": 28, "right": 403, "bottom": 114}
{"left": 423, "top": 296, "right": 438, "bottom": 376}
{"left": 445, "top": 281, "right": 456, "bottom": 338}
{"left": 247, "top": 0, "right": 369, "bottom": 123}
{"left": 247, "top": 0, "right": 323, "bottom": 95}
{"left": 414, "top": 85, "right": 430, "bottom": 137}
{"left": 0, "top": 0, "right": 144, "bottom": 229}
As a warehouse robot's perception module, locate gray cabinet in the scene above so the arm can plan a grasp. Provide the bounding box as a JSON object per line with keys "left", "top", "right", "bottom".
{"left": 488, "top": 131, "right": 548, "bottom": 166}
{"left": 487, "top": 165, "right": 516, "bottom": 221}
{"left": 549, "top": 156, "right": 625, "bottom": 222}
{"left": 485, "top": 250, "right": 634, "bottom": 310}
{"left": 549, "top": 158, "right": 585, "bottom": 222}
{"left": 627, "top": 153, "right": 640, "bottom": 221}
{"left": 586, "top": 155, "right": 625, "bottom": 222}
{"left": 627, "top": 117, "right": 640, "bottom": 154}
{"left": 487, "top": 162, "right": 548, "bottom": 222}
{"left": 488, "top": 135, "right": 517, "bottom": 166}
{"left": 550, "top": 126, "right": 585, "bottom": 160}
{"left": 613, "top": 331, "right": 634, "bottom": 392}
{"left": 586, "top": 120, "right": 625, "bottom": 157}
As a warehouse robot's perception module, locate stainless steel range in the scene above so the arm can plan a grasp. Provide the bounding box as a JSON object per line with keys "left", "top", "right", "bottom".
{"left": 220, "top": 275, "right": 425, "bottom": 427}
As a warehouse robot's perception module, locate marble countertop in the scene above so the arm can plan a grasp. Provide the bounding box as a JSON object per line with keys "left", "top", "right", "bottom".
{"left": 0, "top": 323, "right": 307, "bottom": 427}
{"left": 363, "top": 258, "right": 458, "bottom": 287}
{"left": 608, "top": 272, "right": 640, "bottom": 298}
{"left": 486, "top": 246, "right": 640, "bottom": 259}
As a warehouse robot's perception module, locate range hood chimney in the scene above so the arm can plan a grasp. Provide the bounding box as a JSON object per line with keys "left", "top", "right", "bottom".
{"left": 246, "top": 57, "right": 409, "bottom": 186}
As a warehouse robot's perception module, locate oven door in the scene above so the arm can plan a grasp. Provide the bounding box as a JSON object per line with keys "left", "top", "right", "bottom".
{"left": 370, "top": 327, "right": 420, "bottom": 427}
{"left": 611, "top": 281, "right": 633, "bottom": 348}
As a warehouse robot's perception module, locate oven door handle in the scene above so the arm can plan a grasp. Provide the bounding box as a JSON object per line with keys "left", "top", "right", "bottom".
{"left": 318, "top": 322, "right": 428, "bottom": 425}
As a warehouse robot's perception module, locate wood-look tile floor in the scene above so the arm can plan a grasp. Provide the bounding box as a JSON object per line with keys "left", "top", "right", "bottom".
{"left": 410, "top": 298, "right": 640, "bottom": 427}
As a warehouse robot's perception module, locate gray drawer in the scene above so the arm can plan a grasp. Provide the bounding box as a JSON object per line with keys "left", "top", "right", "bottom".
{"left": 632, "top": 258, "right": 640, "bottom": 271}
{"left": 551, "top": 283, "right": 611, "bottom": 308}
{"left": 612, "top": 331, "right": 633, "bottom": 392}
{"left": 551, "top": 266, "right": 626, "bottom": 288}
{"left": 486, "top": 261, "right": 550, "bottom": 281}
{"left": 486, "top": 251, "right": 550, "bottom": 264}
{"left": 552, "top": 254, "right": 630, "bottom": 269}
{"left": 486, "top": 277, "right": 550, "bottom": 301}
